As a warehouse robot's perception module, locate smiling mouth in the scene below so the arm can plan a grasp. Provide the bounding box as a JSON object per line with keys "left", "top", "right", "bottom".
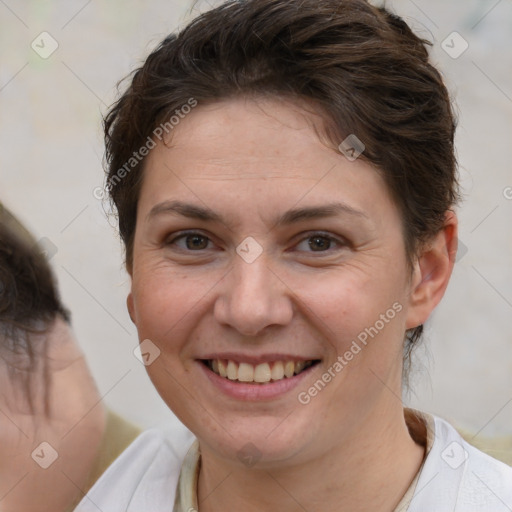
{"left": 201, "top": 359, "right": 321, "bottom": 384}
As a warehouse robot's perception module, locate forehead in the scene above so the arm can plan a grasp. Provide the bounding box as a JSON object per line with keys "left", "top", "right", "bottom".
{"left": 138, "top": 96, "right": 398, "bottom": 227}
{"left": 161, "top": 96, "right": 333, "bottom": 173}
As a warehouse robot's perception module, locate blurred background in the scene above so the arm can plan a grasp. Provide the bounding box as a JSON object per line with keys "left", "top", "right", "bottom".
{"left": 0, "top": 0, "right": 511, "bottom": 435}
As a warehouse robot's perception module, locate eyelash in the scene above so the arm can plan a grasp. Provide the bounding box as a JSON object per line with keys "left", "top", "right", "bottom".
{"left": 166, "top": 230, "right": 346, "bottom": 254}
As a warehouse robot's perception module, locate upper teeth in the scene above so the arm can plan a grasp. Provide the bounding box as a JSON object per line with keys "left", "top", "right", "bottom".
{"left": 209, "top": 359, "right": 313, "bottom": 383}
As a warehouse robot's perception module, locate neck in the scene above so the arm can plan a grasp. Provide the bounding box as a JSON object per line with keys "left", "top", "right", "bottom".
{"left": 197, "top": 403, "right": 425, "bottom": 512}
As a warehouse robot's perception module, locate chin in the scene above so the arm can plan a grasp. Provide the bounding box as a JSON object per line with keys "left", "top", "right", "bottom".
{"left": 195, "top": 415, "right": 314, "bottom": 469}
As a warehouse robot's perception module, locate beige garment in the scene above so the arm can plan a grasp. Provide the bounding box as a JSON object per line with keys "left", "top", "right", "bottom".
{"left": 67, "top": 409, "right": 141, "bottom": 511}
{"left": 173, "top": 408, "right": 435, "bottom": 512}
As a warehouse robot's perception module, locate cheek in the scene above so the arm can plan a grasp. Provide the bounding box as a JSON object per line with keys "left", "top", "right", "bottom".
{"left": 296, "top": 266, "right": 396, "bottom": 326}
{"left": 295, "top": 265, "right": 407, "bottom": 361}
{"left": 131, "top": 264, "right": 222, "bottom": 389}
{"left": 133, "top": 265, "right": 204, "bottom": 337}
{"left": 132, "top": 271, "right": 202, "bottom": 406}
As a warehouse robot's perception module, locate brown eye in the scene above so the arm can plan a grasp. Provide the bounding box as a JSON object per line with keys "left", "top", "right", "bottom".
{"left": 295, "top": 232, "right": 345, "bottom": 253}
{"left": 167, "top": 232, "right": 212, "bottom": 251}
{"left": 308, "top": 235, "right": 332, "bottom": 251}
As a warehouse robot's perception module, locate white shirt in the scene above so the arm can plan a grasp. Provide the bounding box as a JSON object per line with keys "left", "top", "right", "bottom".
{"left": 73, "top": 411, "right": 512, "bottom": 512}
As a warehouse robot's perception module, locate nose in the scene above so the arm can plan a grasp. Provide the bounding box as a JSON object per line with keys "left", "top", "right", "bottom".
{"left": 213, "top": 252, "right": 293, "bottom": 337}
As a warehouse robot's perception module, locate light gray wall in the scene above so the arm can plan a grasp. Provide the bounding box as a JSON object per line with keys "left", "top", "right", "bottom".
{"left": 1, "top": 0, "right": 511, "bottom": 435}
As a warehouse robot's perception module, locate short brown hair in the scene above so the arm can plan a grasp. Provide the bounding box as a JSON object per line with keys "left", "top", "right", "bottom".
{"left": 102, "top": 0, "right": 460, "bottom": 372}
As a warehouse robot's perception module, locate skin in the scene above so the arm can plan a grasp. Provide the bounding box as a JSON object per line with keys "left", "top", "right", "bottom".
{"left": 0, "top": 317, "right": 106, "bottom": 512}
{"left": 127, "top": 96, "right": 458, "bottom": 512}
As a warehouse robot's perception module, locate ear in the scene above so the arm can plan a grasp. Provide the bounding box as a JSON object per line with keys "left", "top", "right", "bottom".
{"left": 405, "top": 211, "right": 458, "bottom": 329}
{"left": 127, "top": 292, "right": 136, "bottom": 324}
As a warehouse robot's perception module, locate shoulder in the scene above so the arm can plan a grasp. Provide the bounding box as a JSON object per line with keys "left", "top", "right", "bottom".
{"left": 410, "top": 413, "right": 512, "bottom": 512}
{"left": 73, "top": 422, "right": 196, "bottom": 512}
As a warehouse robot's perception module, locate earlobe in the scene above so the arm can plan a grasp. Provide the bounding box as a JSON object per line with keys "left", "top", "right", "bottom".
{"left": 405, "top": 211, "right": 458, "bottom": 329}
{"left": 127, "top": 293, "right": 136, "bottom": 324}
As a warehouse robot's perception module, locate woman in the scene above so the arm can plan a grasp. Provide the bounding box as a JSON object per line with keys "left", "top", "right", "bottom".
{"left": 75, "top": 0, "right": 512, "bottom": 510}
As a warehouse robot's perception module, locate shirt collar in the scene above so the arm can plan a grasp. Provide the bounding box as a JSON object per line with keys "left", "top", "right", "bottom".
{"left": 173, "top": 408, "right": 433, "bottom": 512}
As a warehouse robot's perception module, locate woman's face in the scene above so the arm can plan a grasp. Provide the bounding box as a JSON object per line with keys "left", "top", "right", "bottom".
{"left": 128, "top": 97, "right": 422, "bottom": 466}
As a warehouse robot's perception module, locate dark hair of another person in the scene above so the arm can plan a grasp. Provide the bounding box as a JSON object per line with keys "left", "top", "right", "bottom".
{"left": 101, "top": 0, "right": 460, "bottom": 380}
{"left": 0, "top": 203, "right": 71, "bottom": 414}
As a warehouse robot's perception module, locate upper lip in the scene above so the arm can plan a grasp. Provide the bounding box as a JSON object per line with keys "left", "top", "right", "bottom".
{"left": 198, "top": 353, "right": 321, "bottom": 365}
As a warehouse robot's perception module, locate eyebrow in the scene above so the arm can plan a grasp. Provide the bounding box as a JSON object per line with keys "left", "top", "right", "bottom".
{"left": 146, "top": 200, "right": 368, "bottom": 227}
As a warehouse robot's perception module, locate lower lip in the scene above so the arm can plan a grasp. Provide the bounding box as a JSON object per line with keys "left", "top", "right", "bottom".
{"left": 197, "top": 361, "right": 319, "bottom": 401}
